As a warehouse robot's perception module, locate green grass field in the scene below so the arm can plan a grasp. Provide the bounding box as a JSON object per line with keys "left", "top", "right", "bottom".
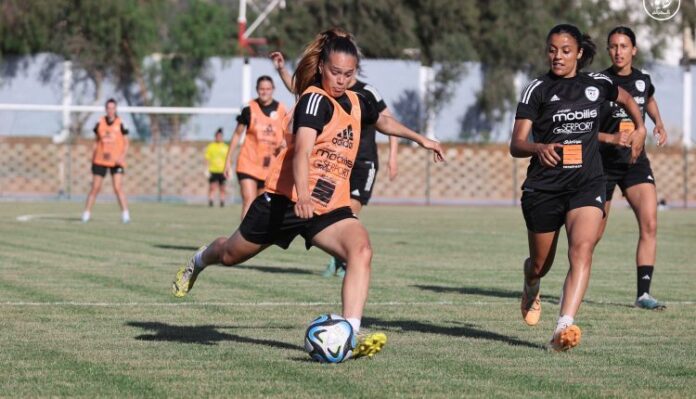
{"left": 1, "top": 201, "right": 695, "bottom": 398}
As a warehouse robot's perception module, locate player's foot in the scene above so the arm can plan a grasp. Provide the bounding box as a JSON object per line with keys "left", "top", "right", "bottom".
{"left": 81, "top": 211, "right": 90, "bottom": 223}
{"left": 521, "top": 281, "right": 541, "bottom": 326}
{"left": 322, "top": 257, "right": 337, "bottom": 278}
{"left": 121, "top": 211, "right": 130, "bottom": 224}
{"left": 635, "top": 293, "right": 666, "bottom": 310}
{"left": 172, "top": 246, "right": 206, "bottom": 298}
{"left": 353, "top": 331, "right": 387, "bottom": 359}
{"left": 548, "top": 324, "right": 581, "bottom": 352}
{"left": 208, "top": 200, "right": 214, "bottom": 207}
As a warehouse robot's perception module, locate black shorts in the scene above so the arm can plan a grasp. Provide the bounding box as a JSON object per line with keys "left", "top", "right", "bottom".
{"left": 350, "top": 160, "right": 378, "bottom": 205}
{"left": 209, "top": 173, "right": 226, "bottom": 184}
{"left": 92, "top": 164, "right": 124, "bottom": 177}
{"left": 239, "top": 193, "right": 356, "bottom": 250}
{"left": 237, "top": 172, "right": 265, "bottom": 189}
{"left": 604, "top": 158, "right": 655, "bottom": 201}
{"left": 521, "top": 179, "right": 606, "bottom": 233}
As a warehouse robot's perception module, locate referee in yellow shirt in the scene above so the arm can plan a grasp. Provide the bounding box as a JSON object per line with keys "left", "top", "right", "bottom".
{"left": 205, "top": 128, "right": 230, "bottom": 207}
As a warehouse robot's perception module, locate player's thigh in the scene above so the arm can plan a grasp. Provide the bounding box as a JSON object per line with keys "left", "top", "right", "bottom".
{"left": 312, "top": 217, "right": 370, "bottom": 261}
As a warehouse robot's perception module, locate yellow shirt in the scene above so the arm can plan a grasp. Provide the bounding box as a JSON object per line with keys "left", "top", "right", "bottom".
{"left": 205, "top": 142, "right": 229, "bottom": 173}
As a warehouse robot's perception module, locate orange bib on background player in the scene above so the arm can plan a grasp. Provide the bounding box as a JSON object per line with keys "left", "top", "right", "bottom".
{"left": 265, "top": 86, "right": 361, "bottom": 215}
{"left": 236, "top": 100, "right": 287, "bottom": 180}
{"left": 93, "top": 116, "right": 126, "bottom": 167}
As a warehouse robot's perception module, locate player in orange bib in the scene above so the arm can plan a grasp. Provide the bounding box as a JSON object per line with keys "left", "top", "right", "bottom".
{"left": 224, "top": 76, "right": 287, "bottom": 219}
{"left": 172, "top": 29, "right": 444, "bottom": 359}
{"left": 82, "top": 98, "right": 130, "bottom": 224}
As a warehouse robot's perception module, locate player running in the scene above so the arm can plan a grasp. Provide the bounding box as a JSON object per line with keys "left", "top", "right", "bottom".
{"left": 205, "top": 128, "right": 230, "bottom": 207}
{"left": 510, "top": 24, "right": 646, "bottom": 351}
{"left": 596, "top": 26, "right": 668, "bottom": 310}
{"left": 82, "top": 98, "right": 131, "bottom": 224}
{"left": 224, "top": 76, "right": 287, "bottom": 219}
{"left": 270, "top": 44, "right": 400, "bottom": 278}
{"left": 172, "top": 28, "right": 444, "bottom": 359}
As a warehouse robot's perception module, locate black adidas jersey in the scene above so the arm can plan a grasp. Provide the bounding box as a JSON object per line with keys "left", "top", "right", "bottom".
{"left": 293, "top": 83, "right": 380, "bottom": 141}
{"left": 515, "top": 71, "right": 619, "bottom": 191}
{"left": 351, "top": 81, "right": 388, "bottom": 165}
{"left": 598, "top": 67, "right": 654, "bottom": 166}
{"left": 236, "top": 99, "right": 280, "bottom": 126}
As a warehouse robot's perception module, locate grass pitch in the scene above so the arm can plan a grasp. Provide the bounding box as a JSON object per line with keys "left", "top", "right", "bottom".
{"left": 1, "top": 201, "right": 695, "bottom": 398}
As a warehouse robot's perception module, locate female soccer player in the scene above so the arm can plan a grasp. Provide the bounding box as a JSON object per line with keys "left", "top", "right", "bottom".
{"left": 82, "top": 98, "right": 130, "bottom": 224}
{"left": 270, "top": 46, "right": 400, "bottom": 278}
{"left": 224, "top": 76, "right": 287, "bottom": 219}
{"left": 596, "top": 26, "right": 668, "bottom": 310}
{"left": 173, "top": 28, "right": 444, "bottom": 359}
{"left": 205, "top": 128, "right": 229, "bottom": 207}
{"left": 510, "top": 24, "right": 646, "bottom": 351}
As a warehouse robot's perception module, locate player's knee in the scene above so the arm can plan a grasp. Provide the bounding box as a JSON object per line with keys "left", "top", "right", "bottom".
{"left": 569, "top": 241, "right": 595, "bottom": 262}
{"left": 640, "top": 217, "right": 657, "bottom": 239}
{"left": 350, "top": 240, "right": 372, "bottom": 265}
{"left": 217, "top": 238, "right": 238, "bottom": 266}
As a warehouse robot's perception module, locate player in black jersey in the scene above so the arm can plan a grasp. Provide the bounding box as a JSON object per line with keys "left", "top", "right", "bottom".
{"left": 510, "top": 24, "right": 646, "bottom": 351}
{"left": 596, "top": 26, "right": 668, "bottom": 310}
{"left": 270, "top": 49, "right": 401, "bottom": 278}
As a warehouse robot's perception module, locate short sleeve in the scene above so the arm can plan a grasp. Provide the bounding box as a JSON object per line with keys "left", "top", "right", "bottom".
{"left": 647, "top": 76, "right": 655, "bottom": 98}
{"left": 361, "top": 84, "right": 388, "bottom": 113}
{"left": 515, "top": 79, "right": 543, "bottom": 121}
{"left": 93, "top": 123, "right": 99, "bottom": 135}
{"left": 358, "top": 94, "right": 379, "bottom": 126}
{"left": 120, "top": 124, "right": 129, "bottom": 135}
{"left": 236, "top": 106, "right": 251, "bottom": 126}
{"left": 204, "top": 144, "right": 212, "bottom": 160}
{"left": 293, "top": 92, "right": 333, "bottom": 135}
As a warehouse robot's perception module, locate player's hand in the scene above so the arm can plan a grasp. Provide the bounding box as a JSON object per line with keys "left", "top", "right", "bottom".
{"left": 204, "top": 169, "right": 211, "bottom": 179}
{"left": 653, "top": 124, "right": 667, "bottom": 147}
{"left": 628, "top": 126, "right": 647, "bottom": 164}
{"left": 387, "top": 157, "right": 398, "bottom": 181}
{"left": 115, "top": 156, "right": 125, "bottom": 166}
{"left": 270, "top": 52, "right": 285, "bottom": 70}
{"left": 614, "top": 130, "right": 632, "bottom": 148}
{"left": 421, "top": 138, "right": 445, "bottom": 162}
{"left": 274, "top": 139, "right": 287, "bottom": 156}
{"left": 223, "top": 163, "right": 231, "bottom": 179}
{"left": 535, "top": 143, "right": 563, "bottom": 168}
{"left": 294, "top": 195, "right": 314, "bottom": 219}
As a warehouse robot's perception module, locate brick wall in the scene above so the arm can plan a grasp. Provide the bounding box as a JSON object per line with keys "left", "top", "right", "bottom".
{"left": 1, "top": 137, "right": 694, "bottom": 206}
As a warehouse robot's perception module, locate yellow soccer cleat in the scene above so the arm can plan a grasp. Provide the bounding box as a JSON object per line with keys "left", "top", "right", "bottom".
{"left": 172, "top": 246, "right": 206, "bottom": 298}
{"left": 352, "top": 332, "right": 387, "bottom": 359}
{"left": 548, "top": 324, "right": 582, "bottom": 352}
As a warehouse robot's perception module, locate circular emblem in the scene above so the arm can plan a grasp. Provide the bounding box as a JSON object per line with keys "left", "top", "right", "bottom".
{"left": 643, "top": 0, "right": 680, "bottom": 21}
{"left": 270, "top": 111, "right": 278, "bottom": 119}
{"left": 585, "top": 86, "right": 599, "bottom": 102}
{"left": 635, "top": 80, "right": 646, "bottom": 92}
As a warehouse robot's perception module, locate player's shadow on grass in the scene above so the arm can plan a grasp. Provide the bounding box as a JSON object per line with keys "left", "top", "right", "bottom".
{"left": 363, "top": 317, "right": 545, "bottom": 350}
{"left": 237, "top": 264, "right": 314, "bottom": 275}
{"left": 413, "top": 284, "right": 633, "bottom": 308}
{"left": 153, "top": 244, "right": 201, "bottom": 252}
{"left": 126, "top": 321, "right": 303, "bottom": 351}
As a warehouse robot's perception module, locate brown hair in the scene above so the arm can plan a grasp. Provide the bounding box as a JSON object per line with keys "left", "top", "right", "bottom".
{"left": 292, "top": 28, "right": 361, "bottom": 96}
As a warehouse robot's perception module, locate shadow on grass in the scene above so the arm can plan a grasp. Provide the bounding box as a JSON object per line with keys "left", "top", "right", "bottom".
{"left": 237, "top": 264, "right": 314, "bottom": 275}
{"left": 126, "top": 321, "right": 303, "bottom": 351}
{"left": 363, "top": 317, "right": 545, "bottom": 350}
{"left": 413, "top": 284, "right": 633, "bottom": 308}
{"left": 153, "top": 244, "right": 200, "bottom": 252}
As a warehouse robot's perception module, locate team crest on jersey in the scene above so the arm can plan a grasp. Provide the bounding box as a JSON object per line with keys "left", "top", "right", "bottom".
{"left": 635, "top": 80, "right": 646, "bottom": 92}
{"left": 585, "top": 86, "right": 599, "bottom": 102}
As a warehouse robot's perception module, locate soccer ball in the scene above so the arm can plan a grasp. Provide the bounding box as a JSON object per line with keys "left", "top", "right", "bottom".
{"left": 304, "top": 314, "right": 356, "bottom": 363}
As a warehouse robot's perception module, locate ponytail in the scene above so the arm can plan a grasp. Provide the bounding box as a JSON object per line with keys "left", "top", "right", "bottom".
{"left": 547, "top": 24, "right": 596, "bottom": 71}
{"left": 292, "top": 28, "right": 361, "bottom": 96}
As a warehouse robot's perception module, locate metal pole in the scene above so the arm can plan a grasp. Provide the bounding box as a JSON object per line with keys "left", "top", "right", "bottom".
{"left": 683, "top": 64, "right": 692, "bottom": 148}
{"left": 157, "top": 138, "right": 163, "bottom": 202}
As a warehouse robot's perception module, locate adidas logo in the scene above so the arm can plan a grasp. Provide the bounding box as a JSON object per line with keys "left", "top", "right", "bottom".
{"left": 595, "top": 196, "right": 602, "bottom": 203}
{"left": 332, "top": 125, "right": 354, "bottom": 148}
{"left": 642, "top": 275, "right": 651, "bottom": 280}
{"left": 550, "top": 94, "right": 561, "bottom": 102}
{"left": 647, "top": 175, "right": 654, "bottom": 181}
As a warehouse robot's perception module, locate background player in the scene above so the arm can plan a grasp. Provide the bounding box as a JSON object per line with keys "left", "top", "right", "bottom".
{"left": 205, "top": 128, "right": 229, "bottom": 207}
{"left": 82, "top": 98, "right": 130, "bottom": 224}
{"left": 596, "top": 26, "right": 668, "bottom": 310}
{"left": 510, "top": 24, "right": 646, "bottom": 351}
{"left": 224, "top": 76, "right": 287, "bottom": 219}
